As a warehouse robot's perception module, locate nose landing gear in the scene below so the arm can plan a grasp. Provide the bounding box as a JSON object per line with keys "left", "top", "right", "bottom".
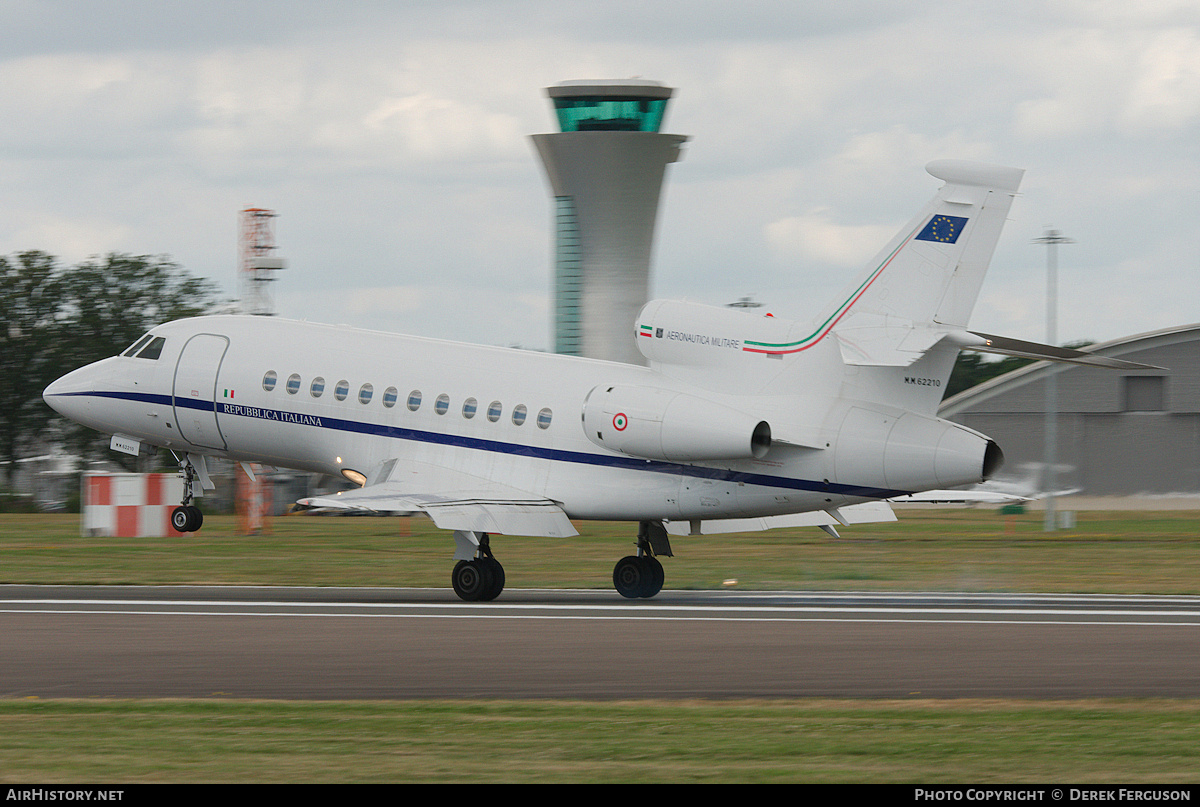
{"left": 171, "top": 503, "right": 203, "bottom": 533}
{"left": 170, "top": 453, "right": 208, "bottom": 534}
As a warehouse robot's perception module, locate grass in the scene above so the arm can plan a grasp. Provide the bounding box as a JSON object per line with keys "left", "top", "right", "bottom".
{"left": 2, "top": 509, "right": 1200, "bottom": 594}
{"left": 2, "top": 510, "right": 1199, "bottom": 782}
{"left": 1, "top": 699, "right": 1198, "bottom": 783}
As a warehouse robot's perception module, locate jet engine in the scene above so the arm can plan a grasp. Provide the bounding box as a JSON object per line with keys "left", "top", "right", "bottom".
{"left": 835, "top": 407, "right": 1004, "bottom": 491}
{"left": 582, "top": 384, "right": 771, "bottom": 463}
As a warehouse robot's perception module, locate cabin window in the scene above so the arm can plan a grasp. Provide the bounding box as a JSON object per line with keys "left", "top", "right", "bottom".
{"left": 382, "top": 387, "right": 398, "bottom": 408}
{"left": 310, "top": 377, "right": 325, "bottom": 398}
{"left": 334, "top": 380, "right": 350, "bottom": 401}
{"left": 462, "top": 398, "right": 478, "bottom": 419}
{"left": 537, "top": 408, "right": 553, "bottom": 430}
{"left": 286, "top": 374, "right": 301, "bottom": 395}
{"left": 512, "top": 404, "right": 528, "bottom": 426}
{"left": 359, "top": 383, "right": 373, "bottom": 405}
{"left": 487, "top": 401, "right": 502, "bottom": 422}
{"left": 136, "top": 337, "right": 165, "bottom": 360}
{"left": 407, "top": 390, "right": 422, "bottom": 411}
{"left": 263, "top": 371, "right": 278, "bottom": 392}
{"left": 435, "top": 394, "right": 450, "bottom": 415}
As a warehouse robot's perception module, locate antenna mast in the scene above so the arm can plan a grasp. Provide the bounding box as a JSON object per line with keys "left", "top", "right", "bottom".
{"left": 239, "top": 208, "right": 286, "bottom": 315}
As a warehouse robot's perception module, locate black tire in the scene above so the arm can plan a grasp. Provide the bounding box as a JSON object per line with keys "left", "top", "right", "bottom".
{"left": 187, "top": 506, "right": 203, "bottom": 532}
{"left": 641, "top": 555, "right": 664, "bottom": 598}
{"left": 481, "top": 556, "right": 505, "bottom": 601}
{"left": 613, "top": 555, "right": 644, "bottom": 599}
{"left": 171, "top": 506, "right": 192, "bottom": 533}
{"left": 451, "top": 559, "right": 494, "bottom": 602}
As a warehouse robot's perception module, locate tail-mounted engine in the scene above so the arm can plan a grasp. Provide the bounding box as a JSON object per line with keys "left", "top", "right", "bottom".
{"left": 834, "top": 407, "right": 1004, "bottom": 491}
{"left": 582, "top": 384, "right": 771, "bottom": 463}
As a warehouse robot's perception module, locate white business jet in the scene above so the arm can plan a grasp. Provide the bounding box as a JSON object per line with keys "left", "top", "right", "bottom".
{"left": 43, "top": 160, "right": 1146, "bottom": 601}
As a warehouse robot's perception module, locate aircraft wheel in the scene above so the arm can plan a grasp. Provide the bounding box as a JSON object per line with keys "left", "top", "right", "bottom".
{"left": 481, "top": 556, "right": 505, "bottom": 602}
{"left": 452, "top": 559, "right": 494, "bottom": 602}
{"left": 614, "top": 555, "right": 653, "bottom": 599}
{"left": 641, "top": 555, "right": 664, "bottom": 598}
{"left": 171, "top": 505, "right": 202, "bottom": 533}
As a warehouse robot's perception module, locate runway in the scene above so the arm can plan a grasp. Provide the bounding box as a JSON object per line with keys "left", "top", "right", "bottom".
{"left": 2, "top": 585, "right": 1199, "bottom": 699}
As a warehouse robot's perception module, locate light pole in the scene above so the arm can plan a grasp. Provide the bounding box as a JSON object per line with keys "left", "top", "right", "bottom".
{"left": 1033, "top": 227, "right": 1075, "bottom": 531}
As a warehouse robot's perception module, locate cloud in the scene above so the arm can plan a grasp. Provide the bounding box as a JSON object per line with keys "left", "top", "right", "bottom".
{"left": 0, "top": 2, "right": 1195, "bottom": 354}
{"left": 765, "top": 210, "right": 896, "bottom": 268}
{"left": 1119, "top": 27, "right": 1200, "bottom": 133}
{"left": 0, "top": 212, "right": 134, "bottom": 264}
{"left": 0, "top": 53, "right": 188, "bottom": 159}
{"left": 279, "top": 281, "right": 552, "bottom": 349}
{"left": 1012, "top": 24, "right": 1200, "bottom": 141}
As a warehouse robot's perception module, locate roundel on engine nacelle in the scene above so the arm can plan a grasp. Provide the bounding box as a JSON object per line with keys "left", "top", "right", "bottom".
{"left": 582, "top": 384, "right": 771, "bottom": 463}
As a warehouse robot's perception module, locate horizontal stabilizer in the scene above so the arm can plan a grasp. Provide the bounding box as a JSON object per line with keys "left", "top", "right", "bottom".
{"left": 664, "top": 501, "right": 896, "bottom": 536}
{"left": 967, "top": 332, "right": 1163, "bottom": 370}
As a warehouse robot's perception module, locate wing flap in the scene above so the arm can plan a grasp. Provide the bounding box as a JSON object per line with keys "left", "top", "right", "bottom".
{"left": 422, "top": 499, "right": 578, "bottom": 537}
{"left": 664, "top": 500, "right": 896, "bottom": 535}
{"left": 296, "top": 461, "right": 579, "bottom": 538}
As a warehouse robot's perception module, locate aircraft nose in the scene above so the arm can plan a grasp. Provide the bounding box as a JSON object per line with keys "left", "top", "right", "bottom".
{"left": 43, "top": 365, "right": 97, "bottom": 420}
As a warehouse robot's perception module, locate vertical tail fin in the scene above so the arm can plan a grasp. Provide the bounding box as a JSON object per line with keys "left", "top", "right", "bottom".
{"left": 817, "top": 160, "right": 1024, "bottom": 367}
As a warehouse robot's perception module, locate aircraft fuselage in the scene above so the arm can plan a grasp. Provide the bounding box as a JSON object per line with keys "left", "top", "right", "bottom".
{"left": 45, "top": 313, "right": 996, "bottom": 526}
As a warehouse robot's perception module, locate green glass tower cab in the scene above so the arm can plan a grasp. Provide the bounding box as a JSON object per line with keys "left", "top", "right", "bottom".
{"left": 532, "top": 80, "right": 688, "bottom": 365}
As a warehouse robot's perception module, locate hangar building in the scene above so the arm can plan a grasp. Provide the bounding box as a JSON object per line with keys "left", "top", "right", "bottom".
{"left": 939, "top": 324, "right": 1200, "bottom": 495}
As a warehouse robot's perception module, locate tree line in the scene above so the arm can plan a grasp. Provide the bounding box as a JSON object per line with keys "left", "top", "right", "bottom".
{"left": 942, "top": 352, "right": 1035, "bottom": 400}
{"left": 1, "top": 251, "right": 224, "bottom": 486}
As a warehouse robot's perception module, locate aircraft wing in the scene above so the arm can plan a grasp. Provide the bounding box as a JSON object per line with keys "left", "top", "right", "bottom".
{"left": 665, "top": 500, "right": 896, "bottom": 536}
{"left": 889, "top": 482, "right": 1082, "bottom": 504}
{"left": 296, "top": 461, "right": 578, "bottom": 538}
{"left": 888, "top": 490, "right": 1030, "bottom": 504}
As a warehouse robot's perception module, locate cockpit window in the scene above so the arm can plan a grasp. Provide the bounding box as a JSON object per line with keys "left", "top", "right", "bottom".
{"left": 135, "top": 336, "right": 165, "bottom": 360}
{"left": 122, "top": 334, "right": 154, "bottom": 357}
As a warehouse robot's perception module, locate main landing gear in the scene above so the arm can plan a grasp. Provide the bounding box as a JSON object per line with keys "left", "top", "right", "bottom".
{"left": 451, "top": 531, "right": 505, "bottom": 602}
{"left": 446, "top": 521, "right": 672, "bottom": 602}
{"left": 170, "top": 455, "right": 204, "bottom": 533}
{"left": 612, "top": 520, "right": 673, "bottom": 599}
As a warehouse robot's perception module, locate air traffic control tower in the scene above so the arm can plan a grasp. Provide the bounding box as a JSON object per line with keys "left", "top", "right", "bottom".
{"left": 532, "top": 80, "right": 687, "bottom": 365}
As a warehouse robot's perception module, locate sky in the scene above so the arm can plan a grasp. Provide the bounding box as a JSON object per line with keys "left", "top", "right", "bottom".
{"left": 1, "top": 0, "right": 1196, "bottom": 352}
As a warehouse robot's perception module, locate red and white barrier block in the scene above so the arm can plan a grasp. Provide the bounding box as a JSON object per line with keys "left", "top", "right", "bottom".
{"left": 81, "top": 472, "right": 193, "bottom": 537}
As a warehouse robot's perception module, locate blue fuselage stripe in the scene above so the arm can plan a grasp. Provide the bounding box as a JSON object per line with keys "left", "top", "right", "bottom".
{"left": 48, "top": 390, "right": 911, "bottom": 499}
